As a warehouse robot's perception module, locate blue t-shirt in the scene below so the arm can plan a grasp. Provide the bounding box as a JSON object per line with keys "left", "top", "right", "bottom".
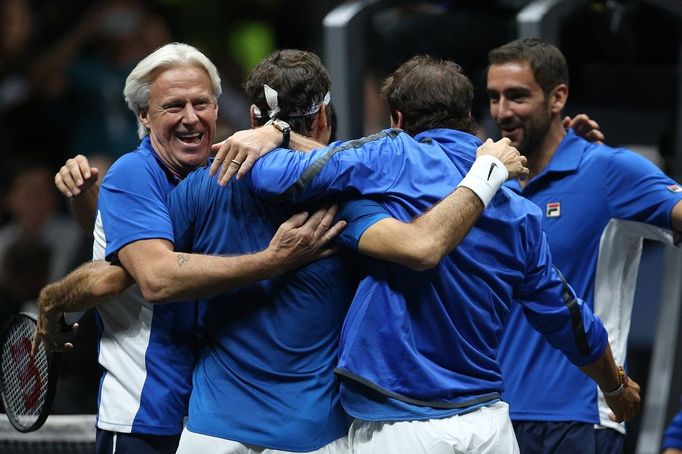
{"left": 244, "top": 128, "right": 609, "bottom": 420}
{"left": 165, "top": 167, "right": 384, "bottom": 451}
{"left": 94, "top": 136, "right": 197, "bottom": 435}
{"left": 500, "top": 130, "right": 682, "bottom": 429}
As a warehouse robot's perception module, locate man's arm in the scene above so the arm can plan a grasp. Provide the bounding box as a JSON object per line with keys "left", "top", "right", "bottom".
{"left": 210, "top": 125, "right": 323, "bottom": 184}
{"left": 579, "top": 343, "right": 640, "bottom": 423}
{"left": 54, "top": 154, "right": 101, "bottom": 234}
{"left": 514, "top": 217, "right": 641, "bottom": 422}
{"left": 34, "top": 260, "right": 133, "bottom": 352}
{"left": 340, "top": 138, "right": 527, "bottom": 270}
{"left": 357, "top": 187, "right": 482, "bottom": 271}
{"left": 117, "top": 207, "right": 344, "bottom": 302}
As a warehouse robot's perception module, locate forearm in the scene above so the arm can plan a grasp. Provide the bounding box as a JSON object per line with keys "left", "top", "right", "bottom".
{"left": 121, "top": 244, "right": 285, "bottom": 303}
{"left": 289, "top": 131, "right": 323, "bottom": 151}
{"left": 411, "top": 187, "right": 483, "bottom": 259}
{"left": 358, "top": 187, "right": 483, "bottom": 271}
{"left": 579, "top": 343, "right": 621, "bottom": 393}
{"left": 69, "top": 183, "right": 100, "bottom": 235}
{"left": 39, "top": 260, "right": 133, "bottom": 314}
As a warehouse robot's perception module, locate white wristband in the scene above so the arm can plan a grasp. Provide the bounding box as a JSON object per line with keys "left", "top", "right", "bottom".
{"left": 457, "top": 155, "right": 508, "bottom": 207}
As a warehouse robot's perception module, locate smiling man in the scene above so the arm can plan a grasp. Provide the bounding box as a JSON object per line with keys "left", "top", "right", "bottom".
{"left": 36, "top": 43, "right": 343, "bottom": 454}
{"left": 487, "top": 38, "right": 682, "bottom": 454}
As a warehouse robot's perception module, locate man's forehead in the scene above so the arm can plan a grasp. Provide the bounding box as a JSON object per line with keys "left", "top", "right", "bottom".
{"left": 487, "top": 61, "right": 538, "bottom": 88}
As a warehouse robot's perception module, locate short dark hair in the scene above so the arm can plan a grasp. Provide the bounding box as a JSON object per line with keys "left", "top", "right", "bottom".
{"left": 488, "top": 38, "right": 569, "bottom": 96}
{"left": 245, "top": 49, "right": 331, "bottom": 135}
{"left": 381, "top": 55, "right": 476, "bottom": 136}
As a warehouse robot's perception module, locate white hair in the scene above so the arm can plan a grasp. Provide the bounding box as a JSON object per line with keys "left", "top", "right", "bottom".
{"left": 123, "top": 42, "right": 222, "bottom": 138}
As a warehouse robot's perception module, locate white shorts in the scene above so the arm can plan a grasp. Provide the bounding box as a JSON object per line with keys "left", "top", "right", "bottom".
{"left": 176, "top": 427, "right": 349, "bottom": 454}
{"left": 348, "top": 401, "right": 519, "bottom": 454}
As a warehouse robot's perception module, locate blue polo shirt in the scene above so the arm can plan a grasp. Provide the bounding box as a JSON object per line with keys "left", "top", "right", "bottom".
{"left": 244, "top": 128, "right": 609, "bottom": 420}
{"left": 94, "top": 136, "right": 197, "bottom": 435}
{"left": 165, "top": 166, "right": 386, "bottom": 451}
{"left": 500, "top": 129, "right": 682, "bottom": 430}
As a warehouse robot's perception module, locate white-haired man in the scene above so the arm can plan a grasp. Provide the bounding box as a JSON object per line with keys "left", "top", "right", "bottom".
{"left": 35, "top": 42, "right": 343, "bottom": 454}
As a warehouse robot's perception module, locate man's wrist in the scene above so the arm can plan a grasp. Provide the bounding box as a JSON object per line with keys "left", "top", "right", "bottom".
{"left": 267, "top": 119, "right": 291, "bottom": 148}
{"left": 457, "top": 155, "right": 507, "bottom": 207}
{"left": 602, "top": 365, "right": 626, "bottom": 397}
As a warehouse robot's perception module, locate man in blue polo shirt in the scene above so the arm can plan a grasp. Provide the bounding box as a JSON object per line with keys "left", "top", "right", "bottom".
{"left": 487, "top": 38, "right": 682, "bottom": 453}
{"left": 34, "top": 43, "right": 344, "bottom": 454}
{"left": 211, "top": 55, "right": 640, "bottom": 453}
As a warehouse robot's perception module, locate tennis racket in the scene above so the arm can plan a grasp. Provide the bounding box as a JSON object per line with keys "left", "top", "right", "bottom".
{"left": 0, "top": 313, "right": 61, "bottom": 432}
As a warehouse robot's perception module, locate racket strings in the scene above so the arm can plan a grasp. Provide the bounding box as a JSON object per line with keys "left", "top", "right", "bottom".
{"left": 1, "top": 317, "right": 49, "bottom": 428}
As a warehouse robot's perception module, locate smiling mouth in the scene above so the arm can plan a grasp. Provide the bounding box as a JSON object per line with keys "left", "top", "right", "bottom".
{"left": 177, "top": 132, "right": 203, "bottom": 144}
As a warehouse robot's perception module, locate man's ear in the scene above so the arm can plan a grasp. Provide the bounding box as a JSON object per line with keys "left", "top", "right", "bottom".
{"left": 315, "top": 105, "right": 329, "bottom": 132}
{"left": 139, "top": 108, "right": 150, "bottom": 130}
{"left": 249, "top": 105, "right": 259, "bottom": 129}
{"left": 549, "top": 84, "right": 568, "bottom": 115}
{"left": 390, "top": 110, "right": 404, "bottom": 129}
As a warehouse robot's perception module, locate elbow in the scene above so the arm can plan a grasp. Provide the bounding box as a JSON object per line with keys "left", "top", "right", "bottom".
{"left": 137, "top": 279, "right": 173, "bottom": 303}
{"left": 402, "top": 241, "right": 443, "bottom": 271}
{"left": 131, "top": 267, "right": 174, "bottom": 302}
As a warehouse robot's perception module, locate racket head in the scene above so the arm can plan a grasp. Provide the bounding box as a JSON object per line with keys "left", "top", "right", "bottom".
{"left": 0, "top": 313, "right": 60, "bottom": 432}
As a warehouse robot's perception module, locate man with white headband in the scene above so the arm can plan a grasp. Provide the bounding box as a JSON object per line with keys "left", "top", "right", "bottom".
{"left": 167, "top": 49, "right": 527, "bottom": 453}
{"left": 210, "top": 55, "right": 641, "bottom": 453}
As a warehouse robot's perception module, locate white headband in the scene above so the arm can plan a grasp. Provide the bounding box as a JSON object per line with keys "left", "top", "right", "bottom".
{"left": 253, "top": 85, "right": 331, "bottom": 120}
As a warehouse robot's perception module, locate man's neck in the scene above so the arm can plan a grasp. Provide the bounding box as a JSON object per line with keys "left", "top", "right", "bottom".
{"left": 520, "top": 120, "right": 566, "bottom": 188}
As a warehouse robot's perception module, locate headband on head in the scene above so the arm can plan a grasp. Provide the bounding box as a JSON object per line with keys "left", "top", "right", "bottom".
{"left": 253, "top": 85, "right": 331, "bottom": 120}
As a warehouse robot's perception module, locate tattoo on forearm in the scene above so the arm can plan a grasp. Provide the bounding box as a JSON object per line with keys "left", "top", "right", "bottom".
{"left": 177, "top": 254, "right": 190, "bottom": 268}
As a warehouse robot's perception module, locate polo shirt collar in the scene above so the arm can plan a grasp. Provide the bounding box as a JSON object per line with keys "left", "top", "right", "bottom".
{"left": 508, "top": 129, "right": 585, "bottom": 193}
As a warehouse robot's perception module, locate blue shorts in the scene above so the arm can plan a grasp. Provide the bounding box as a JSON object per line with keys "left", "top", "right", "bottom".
{"left": 512, "top": 421, "right": 624, "bottom": 454}
{"left": 96, "top": 428, "right": 181, "bottom": 454}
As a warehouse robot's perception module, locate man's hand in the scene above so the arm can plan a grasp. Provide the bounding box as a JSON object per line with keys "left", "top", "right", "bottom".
{"left": 604, "top": 375, "right": 641, "bottom": 423}
{"left": 563, "top": 114, "right": 605, "bottom": 144}
{"left": 55, "top": 154, "right": 99, "bottom": 198}
{"left": 266, "top": 206, "right": 347, "bottom": 272}
{"left": 476, "top": 138, "right": 529, "bottom": 180}
{"left": 32, "top": 287, "right": 79, "bottom": 354}
{"left": 210, "top": 125, "right": 282, "bottom": 186}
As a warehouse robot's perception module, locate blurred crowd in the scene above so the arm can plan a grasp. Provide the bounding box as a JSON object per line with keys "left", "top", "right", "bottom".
{"left": 0, "top": 0, "right": 336, "bottom": 413}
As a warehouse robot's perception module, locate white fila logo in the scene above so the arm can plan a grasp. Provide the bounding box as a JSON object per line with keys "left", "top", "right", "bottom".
{"left": 667, "top": 184, "right": 682, "bottom": 193}
{"left": 546, "top": 202, "right": 561, "bottom": 218}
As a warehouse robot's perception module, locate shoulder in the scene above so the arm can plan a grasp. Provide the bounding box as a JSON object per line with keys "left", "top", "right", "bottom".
{"left": 105, "top": 147, "right": 157, "bottom": 181}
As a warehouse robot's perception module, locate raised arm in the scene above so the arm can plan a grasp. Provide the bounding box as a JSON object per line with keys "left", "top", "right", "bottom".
{"left": 54, "top": 154, "right": 101, "bottom": 234}
{"left": 210, "top": 124, "right": 323, "bottom": 184}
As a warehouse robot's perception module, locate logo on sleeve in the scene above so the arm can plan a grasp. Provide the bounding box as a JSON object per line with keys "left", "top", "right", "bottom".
{"left": 546, "top": 202, "right": 561, "bottom": 218}
{"left": 667, "top": 184, "right": 682, "bottom": 193}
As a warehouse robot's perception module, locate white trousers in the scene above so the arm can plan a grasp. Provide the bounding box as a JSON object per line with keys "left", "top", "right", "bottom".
{"left": 176, "top": 428, "right": 349, "bottom": 454}
{"left": 348, "top": 402, "right": 520, "bottom": 454}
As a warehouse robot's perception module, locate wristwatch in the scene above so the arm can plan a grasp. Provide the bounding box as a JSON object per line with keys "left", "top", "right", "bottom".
{"left": 270, "top": 119, "right": 291, "bottom": 148}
